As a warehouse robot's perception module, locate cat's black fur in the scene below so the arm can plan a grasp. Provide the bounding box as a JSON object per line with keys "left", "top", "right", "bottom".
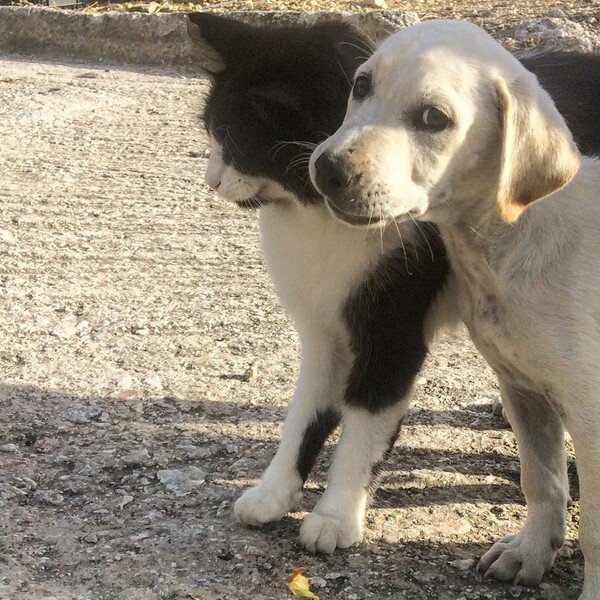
{"left": 189, "top": 12, "right": 600, "bottom": 552}
{"left": 194, "top": 14, "right": 371, "bottom": 204}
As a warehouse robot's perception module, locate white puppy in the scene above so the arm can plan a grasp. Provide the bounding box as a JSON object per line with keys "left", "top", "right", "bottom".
{"left": 309, "top": 20, "right": 600, "bottom": 599}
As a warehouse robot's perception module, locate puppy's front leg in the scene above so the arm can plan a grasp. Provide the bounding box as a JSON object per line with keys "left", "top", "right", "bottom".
{"left": 478, "top": 380, "right": 568, "bottom": 585}
{"left": 234, "top": 334, "right": 345, "bottom": 526}
{"left": 299, "top": 401, "right": 408, "bottom": 553}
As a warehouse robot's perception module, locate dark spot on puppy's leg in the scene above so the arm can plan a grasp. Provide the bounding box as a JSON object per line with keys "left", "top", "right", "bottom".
{"left": 296, "top": 408, "right": 340, "bottom": 482}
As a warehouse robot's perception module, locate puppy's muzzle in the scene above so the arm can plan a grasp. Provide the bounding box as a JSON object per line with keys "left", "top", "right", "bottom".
{"left": 313, "top": 152, "right": 358, "bottom": 197}
{"left": 313, "top": 151, "right": 378, "bottom": 226}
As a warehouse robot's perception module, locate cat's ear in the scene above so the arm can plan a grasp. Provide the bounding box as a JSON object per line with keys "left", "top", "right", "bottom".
{"left": 247, "top": 87, "right": 312, "bottom": 129}
{"left": 187, "top": 13, "right": 255, "bottom": 75}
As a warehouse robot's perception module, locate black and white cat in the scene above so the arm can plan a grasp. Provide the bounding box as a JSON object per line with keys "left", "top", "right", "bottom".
{"left": 188, "top": 12, "right": 600, "bottom": 554}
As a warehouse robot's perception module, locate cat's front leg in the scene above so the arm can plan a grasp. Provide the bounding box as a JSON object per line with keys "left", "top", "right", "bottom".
{"left": 234, "top": 335, "right": 346, "bottom": 525}
{"left": 299, "top": 400, "right": 409, "bottom": 553}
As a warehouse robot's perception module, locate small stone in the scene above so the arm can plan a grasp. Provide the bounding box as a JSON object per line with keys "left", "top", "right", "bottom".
{"left": 358, "top": 0, "right": 387, "bottom": 7}
{"left": 52, "top": 315, "right": 79, "bottom": 339}
{"left": 157, "top": 466, "right": 206, "bottom": 496}
{"left": 0, "top": 443, "right": 18, "bottom": 453}
{"left": 449, "top": 558, "right": 475, "bottom": 571}
{"left": 243, "top": 364, "right": 258, "bottom": 382}
{"left": 116, "top": 373, "right": 134, "bottom": 388}
{"left": 33, "top": 489, "right": 64, "bottom": 506}
{"left": 132, "top": 327, "right": 150, "bottom": 336}
{"left": 65, "top": 404, "right": 102, "bottom": 424}
{"left": 310, "top": 577, "right": 327, "bottom": 589}
{"left": 0, "top": 229, "right": 16, "bottom": 243}
{"left": 509, "top": 586, "right": 523, "bottom": 598}
{"left": 121, "top": 448, "right": 152, "bottom": 466}
{"left": 83, "top": 533, "right": 98, "bottom": 544}
{"left": 144, "top": 373, "right": 163, "bottom": 392}
{"left": 34, "top": 436, "right": 61, "bottom": 454}
{"left": 176, "top": 443, "right": 213, "bottom": 460}
{"left": 119, "top": 495, "right": 134, "bottom": 509}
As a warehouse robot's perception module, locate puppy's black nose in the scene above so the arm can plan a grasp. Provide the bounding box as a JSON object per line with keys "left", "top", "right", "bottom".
{"left": 314, "top": 152, "right": 354, "bottom": 198}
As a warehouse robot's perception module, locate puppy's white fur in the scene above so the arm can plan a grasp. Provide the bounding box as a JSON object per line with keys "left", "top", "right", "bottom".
{"left": 206, "top": 134, "right": 456, "bottom": 552}
{"left": 311, "top": 20, "right": 600, "bottom": 599}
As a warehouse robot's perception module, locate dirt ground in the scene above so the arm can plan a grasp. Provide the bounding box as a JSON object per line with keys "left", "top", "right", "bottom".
{"left": 0, "top": 29, "right": 586, "bottom": 600}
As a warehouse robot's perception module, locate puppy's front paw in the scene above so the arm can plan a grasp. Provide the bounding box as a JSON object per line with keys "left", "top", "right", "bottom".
{"left": 234, "top": 484, "right": 300, "bottom": 526}
{"left": 299, "top": 510, "right": 363, "bottom": 554}
{"left": 478, "top": 531, "right": 559, "bottom": 585}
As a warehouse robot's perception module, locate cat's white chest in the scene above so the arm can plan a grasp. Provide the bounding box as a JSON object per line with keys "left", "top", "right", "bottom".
{"left": 259, "top": 203, "right": 388, "bottom": 330}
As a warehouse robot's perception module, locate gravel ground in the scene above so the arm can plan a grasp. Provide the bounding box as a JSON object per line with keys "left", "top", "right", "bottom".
{"left": 0, "top": 8, "right": 592, "bottom": 600}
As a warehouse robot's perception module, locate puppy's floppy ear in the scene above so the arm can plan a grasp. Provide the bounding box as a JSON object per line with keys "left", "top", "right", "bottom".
{"left": 188, "top": 13, "right": 256, "bottom": 75}
{"left": 495, "top": 73, "right": 580, "bottom": 222}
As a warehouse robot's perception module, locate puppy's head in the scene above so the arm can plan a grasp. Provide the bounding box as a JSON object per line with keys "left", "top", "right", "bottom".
{"left": 309, "top": 20, "right": 580, "bottom": 226}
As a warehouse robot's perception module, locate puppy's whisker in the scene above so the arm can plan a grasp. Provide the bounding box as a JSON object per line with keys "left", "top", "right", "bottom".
{"left": 392, "top": 215, "right": 411, "bottom": 275}
{"left": 408, "top": 214, "right": 434, "bottom": 263}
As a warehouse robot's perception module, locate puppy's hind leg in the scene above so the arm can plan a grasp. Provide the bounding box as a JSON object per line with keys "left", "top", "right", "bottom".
{"left": 567, "top": 411, "right": 600, "bottom": 600}
{"left": 478, "top": 380, "right": 568, "bottom": 585}
{"left": 234, "top": 333, "right": 346, "bottom": 526}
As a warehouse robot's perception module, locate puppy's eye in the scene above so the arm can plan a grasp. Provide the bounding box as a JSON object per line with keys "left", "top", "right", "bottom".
{"left": 418, "top": 106, "right": 451, "bottom": 132}
{"left": 352, "top": 73, "right": 372, "bottom": 100}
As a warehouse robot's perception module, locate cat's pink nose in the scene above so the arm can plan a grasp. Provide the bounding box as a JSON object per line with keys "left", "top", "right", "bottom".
{"left": 206, "top": 177, "right": 221, "bottom": 191}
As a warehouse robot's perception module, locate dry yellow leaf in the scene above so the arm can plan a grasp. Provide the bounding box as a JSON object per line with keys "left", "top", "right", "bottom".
{"left": 286, "top": 568, "right": 321, "bottom": 599}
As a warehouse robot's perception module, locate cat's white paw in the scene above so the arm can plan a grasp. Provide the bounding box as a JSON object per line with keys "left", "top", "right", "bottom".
{"left": 234, "top": 484, "right": 300, "bottom": 526}
{"left": 478, "top": 530, "right": 559, "bottom": 585}
{"left": 299, "top": 510, "right": 363, "bottom": 554}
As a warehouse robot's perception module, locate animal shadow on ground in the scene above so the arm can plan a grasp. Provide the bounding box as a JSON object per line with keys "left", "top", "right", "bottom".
{"left": 0, "top": 384, "right": 583, "bottom": 599}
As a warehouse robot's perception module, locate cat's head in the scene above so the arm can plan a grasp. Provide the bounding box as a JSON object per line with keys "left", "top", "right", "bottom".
{"left": 188, "top": 13, "right": 372, "bottom": 208}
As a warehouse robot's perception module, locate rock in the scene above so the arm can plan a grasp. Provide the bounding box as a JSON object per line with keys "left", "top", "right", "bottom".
{"left": 243, "top": 364, "right": 258, "bottom": 382}
{"left": 228, "top": 457, "right": 258, "bottom": 476}
{"left": 132, "top": 326, "right": 150, "bottom": 336}
{"left": 118, "top": 494, "right": 134, "bottom": 509}
{"left": 52, "top": 315, "right": 79, "bottom": 339}
{"left": 0, "top": 443, "right": 18, "bottom": 453}
{"left": 449, "top": 558, "right": 475, "bottom": 571}
{"left": 143, "top": 372, "right": 163, "bottom": 392}
{"left": 121, "top": 448, "right": 153, "bottom": 467}
{"left": 34, "top": 436, "right": 61, "bottom": 454}
{"left": 0, "top": 229, "right": 16, "bottom": 243}
{"left": 176, "top": 443, "right": 213, "bottom": 460}
{"left": 115, "top": 373, "right": 134, "bottom": 389}
{"left": 64, "top": 403, "right": 102, "bottom": 424}
{"left": 310, "top": 577, "right": 327, "bottom": 589}
{"left": 33, "top": 489, "right": 64, "bottom": 506}
{"left": 515, "top": 17, "right": 600, "bottom": 52}
{"left": 358, "top": 0, "right": 387, "bottom": 7}
{"left": 157, "top": 466, "right": 206, "bottom": 496}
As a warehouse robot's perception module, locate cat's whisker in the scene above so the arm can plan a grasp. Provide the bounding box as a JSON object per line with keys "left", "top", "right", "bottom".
{"left": 271, "top": 140, "right": 319, "bottom": 160}
{"left": 225, "top": 126, "right": 244, "bottom": 157}
{"left": 338, "top": 38, "right": 376, "bottom": 55}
